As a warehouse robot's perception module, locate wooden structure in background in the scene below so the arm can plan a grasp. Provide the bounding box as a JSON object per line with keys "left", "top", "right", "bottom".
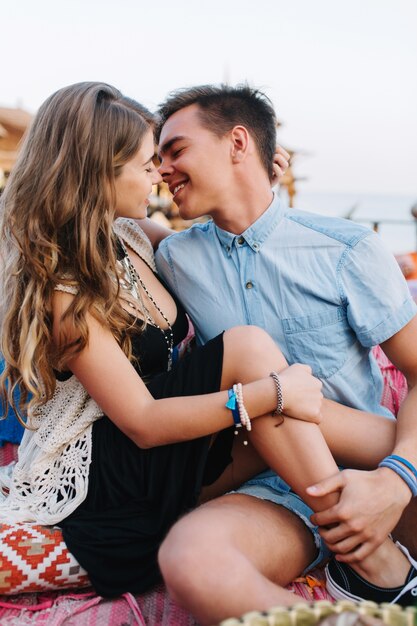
{"left": 280, "top": 149, "right": 298, "bottom": 208}
{"left": 0, "top": 108, "right": 32, "bottom": 188}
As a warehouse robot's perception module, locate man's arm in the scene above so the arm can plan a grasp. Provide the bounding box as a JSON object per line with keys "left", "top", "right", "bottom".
{"left": 308, "top": 316, "right": 417, "bottom": 562}
{"left": 136, "top": 217, "right": 175, "bottom": 250}
{"left": 305, "top": 230, "right": 417, "bottom": 562}
{"left": 381, "top": 315, "right": 417, "bottom": 472}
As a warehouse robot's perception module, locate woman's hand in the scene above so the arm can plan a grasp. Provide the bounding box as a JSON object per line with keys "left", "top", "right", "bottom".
{"left": 271, "top": 145, "right": 291, "bottom": 187}
{"left": 278, "top": 364, "right": 323, "bottom": 424}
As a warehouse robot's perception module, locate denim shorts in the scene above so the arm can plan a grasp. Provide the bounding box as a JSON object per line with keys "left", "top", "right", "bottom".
{"left": 230, "top": 469, "right": 332, "bottom": 573}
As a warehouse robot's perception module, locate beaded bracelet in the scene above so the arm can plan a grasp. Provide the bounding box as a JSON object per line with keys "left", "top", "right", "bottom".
{"left": 269, "top": 371, "right": 284, "bottom": 416}
{"left": 225, "top": 384, "right": 251, "bottom": 445}
{"left": 379, "top": 456, "right": 417, "bottom": 497}
{"left": 233, "top": 383, "right": 252, "bottom": 431}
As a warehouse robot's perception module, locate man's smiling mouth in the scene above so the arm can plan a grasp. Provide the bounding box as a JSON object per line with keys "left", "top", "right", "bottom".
{"left": 172, "top": 181, "right": 188, "bottom": 198}
{"left": 174, "top": 183, "right": 185, "bottom": 195}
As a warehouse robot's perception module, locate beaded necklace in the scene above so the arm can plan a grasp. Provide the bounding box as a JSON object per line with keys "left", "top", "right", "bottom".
{"left": 118, "top": 239, "right": 174, "bottom": 371}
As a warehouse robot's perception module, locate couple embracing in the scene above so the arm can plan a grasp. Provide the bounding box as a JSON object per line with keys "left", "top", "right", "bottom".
{"left": 1, "top": 82, "right": 416, "bottom": 625}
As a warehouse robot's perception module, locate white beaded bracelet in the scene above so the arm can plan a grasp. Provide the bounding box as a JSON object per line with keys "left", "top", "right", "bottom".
{"left": 233, "top": 383, "right": 252, "bottom": 432}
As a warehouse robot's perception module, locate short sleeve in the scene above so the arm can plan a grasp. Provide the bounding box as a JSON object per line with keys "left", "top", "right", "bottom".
{"left": 340, "top": 233, "right": 417, "bottom": 347}
{"left": 155, "top": 238, "right": 179, "bottom": 294}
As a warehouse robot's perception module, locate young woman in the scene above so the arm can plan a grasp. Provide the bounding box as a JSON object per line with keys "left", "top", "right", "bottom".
{"left": 0, "top": 82, "right": 324, "bottom": 598}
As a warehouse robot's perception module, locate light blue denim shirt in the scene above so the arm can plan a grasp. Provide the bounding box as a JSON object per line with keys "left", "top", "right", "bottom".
{"left": 156, "top": 194, "right": 416, "bottom": 416}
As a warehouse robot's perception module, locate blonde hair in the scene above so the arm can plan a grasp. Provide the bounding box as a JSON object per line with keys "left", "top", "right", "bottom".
{"left": 0, "top": 82, "right": 154, "bottom": 423}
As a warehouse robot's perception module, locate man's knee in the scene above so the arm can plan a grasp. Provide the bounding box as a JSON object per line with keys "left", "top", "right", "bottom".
{"left": 158, "top": 515, "right": 221, "bottom": 600}
{"left": 160, "top": 495, "right": 316, "bottom": 594}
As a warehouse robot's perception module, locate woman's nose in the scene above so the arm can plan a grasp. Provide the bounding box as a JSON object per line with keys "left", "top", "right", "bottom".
{"left": 152, "top": 168, "right": 163, "bottom": 185}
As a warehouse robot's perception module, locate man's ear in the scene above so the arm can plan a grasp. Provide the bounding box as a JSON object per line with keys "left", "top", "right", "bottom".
{"left": 230, "top": 125, "right": 250, "bottom": 163}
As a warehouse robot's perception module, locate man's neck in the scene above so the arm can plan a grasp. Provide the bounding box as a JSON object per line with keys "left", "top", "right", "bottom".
{"left": 211, "top": 186, "right": 274, "bottom": 234}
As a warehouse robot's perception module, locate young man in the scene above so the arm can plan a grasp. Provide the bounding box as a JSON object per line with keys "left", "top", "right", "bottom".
{"left": 154, "top": 85, "right": 417, "bottom": 622}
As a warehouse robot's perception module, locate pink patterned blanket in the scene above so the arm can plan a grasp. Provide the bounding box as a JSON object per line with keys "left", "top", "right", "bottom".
{"left": 0, "top": 573, "right": 332, "bottom": 625}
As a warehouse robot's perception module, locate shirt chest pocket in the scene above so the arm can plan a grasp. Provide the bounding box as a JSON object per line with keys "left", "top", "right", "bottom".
{"left": 282, "top": 306, "right": 353, "bottom": 379}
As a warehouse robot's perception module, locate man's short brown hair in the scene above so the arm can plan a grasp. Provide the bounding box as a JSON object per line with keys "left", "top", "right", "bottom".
{"left": 157, "top": 84, "right": 277, "bottom": 179}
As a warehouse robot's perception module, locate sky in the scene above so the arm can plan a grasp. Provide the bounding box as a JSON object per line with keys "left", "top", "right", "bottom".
{"left": 1, "top": 0, "right": 416, "bottom": 196}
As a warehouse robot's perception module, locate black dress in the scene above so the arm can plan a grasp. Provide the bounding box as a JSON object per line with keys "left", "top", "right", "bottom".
{"left": 59, "top": 292, "right": 233, "bottom": 597}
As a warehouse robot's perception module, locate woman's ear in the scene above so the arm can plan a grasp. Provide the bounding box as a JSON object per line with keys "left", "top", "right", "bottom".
{"left": 229, "top": 125, "right": 250, "bottom": 163}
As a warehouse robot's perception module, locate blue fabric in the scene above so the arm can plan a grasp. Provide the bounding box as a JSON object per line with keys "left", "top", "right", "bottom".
{"left": 386, "top": 454, "right": 417, "bottom": 480}
{"left": 379, "top": 458, "right": 417, "bottom": 496}
{"left": 156, "top": 193, "right": 416, "bottom": 416}
{"left": 0, "top": 357, "right": 24, "bottom": 446}
{"left": 226, "top": 389, "right": 241, "bottom": 427}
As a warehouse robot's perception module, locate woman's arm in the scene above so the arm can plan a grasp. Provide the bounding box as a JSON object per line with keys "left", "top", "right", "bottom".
{"left": 52, "top": 292, "right": 286, "bottom": 449}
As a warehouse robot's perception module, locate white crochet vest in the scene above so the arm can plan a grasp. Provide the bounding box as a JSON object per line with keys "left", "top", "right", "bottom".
{"left": 0, "top": 219, "right": 156, "bottom": 524}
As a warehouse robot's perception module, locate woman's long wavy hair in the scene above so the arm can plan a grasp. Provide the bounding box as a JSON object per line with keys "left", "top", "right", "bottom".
{"left": 0, "top": 82, "right": 154, "bottom": 424}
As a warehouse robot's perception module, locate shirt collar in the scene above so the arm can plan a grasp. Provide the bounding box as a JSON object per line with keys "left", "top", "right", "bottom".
{"left": 215, "top": 192, "right": 285, "bottom": 255}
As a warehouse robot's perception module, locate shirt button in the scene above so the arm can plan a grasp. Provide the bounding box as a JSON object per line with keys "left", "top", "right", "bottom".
{"left": 246, "top": 281, "right": 253, "bottom": 289}
{"left": 237, "top": 236, "right": 245, "bottom": 245}
{"left": 253, "top": 242, "right": 260, "bottom": 251}
{"left": 226, "top": 246, "right": 231, "bottom": 252}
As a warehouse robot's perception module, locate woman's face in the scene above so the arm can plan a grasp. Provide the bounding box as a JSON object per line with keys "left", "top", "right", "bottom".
{"left": 114, "top": 129, "right": 162, "bottom": 220}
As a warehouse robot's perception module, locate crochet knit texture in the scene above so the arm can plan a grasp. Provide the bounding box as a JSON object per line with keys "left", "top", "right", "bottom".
{"left": 0, "top": 219, "right": 156, "bottom": 524}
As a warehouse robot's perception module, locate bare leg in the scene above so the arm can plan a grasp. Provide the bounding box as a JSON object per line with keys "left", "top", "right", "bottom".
{"left": 159, "top": 494, "right": 316, "bottom": 625}
{"left": 200, "top": 400, "right": 397, "bottom": 503}
{"left": 161, "top": 327, "right": 409, "bottom": 621}
{"left": 219, "top": 327, "right": 340, "bottom": 512}
{"left": 160, "top": 327, "right": 325, "bottom": 623}
{"left": 223, "top": 329, "right": 415, "bottom": 587}
{"left": 214, "top": 327, "right": 398, "bottom": 503}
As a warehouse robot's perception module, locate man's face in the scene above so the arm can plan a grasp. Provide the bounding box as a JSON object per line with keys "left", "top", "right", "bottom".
{"left": 158, "top": 104, "right": 232, "bottom": 220}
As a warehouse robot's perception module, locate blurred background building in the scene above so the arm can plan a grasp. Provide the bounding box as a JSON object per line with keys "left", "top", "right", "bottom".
{"left": 0, "top": 107, "right": 32, "bottom": 189}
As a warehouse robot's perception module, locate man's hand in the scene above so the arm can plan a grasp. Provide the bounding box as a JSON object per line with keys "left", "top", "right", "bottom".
{"left": 307, "top": 467, "right": 412, "bottom": 562}
{"left": 271, "top": 145, "right": 290, "bottom": 186}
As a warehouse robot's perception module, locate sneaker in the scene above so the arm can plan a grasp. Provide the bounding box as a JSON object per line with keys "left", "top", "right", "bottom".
{"left": 325, "top": 542, "right": 417, "bottom": 606}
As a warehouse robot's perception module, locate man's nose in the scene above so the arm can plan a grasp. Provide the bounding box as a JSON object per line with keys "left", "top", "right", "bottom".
{"left": 158, "top": 158, "right": 173, "bottom": 179}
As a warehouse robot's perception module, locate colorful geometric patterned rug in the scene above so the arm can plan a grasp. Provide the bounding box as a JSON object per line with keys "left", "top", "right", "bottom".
{"left": 0, "top": 523, "right": 90, "bottom": 595}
